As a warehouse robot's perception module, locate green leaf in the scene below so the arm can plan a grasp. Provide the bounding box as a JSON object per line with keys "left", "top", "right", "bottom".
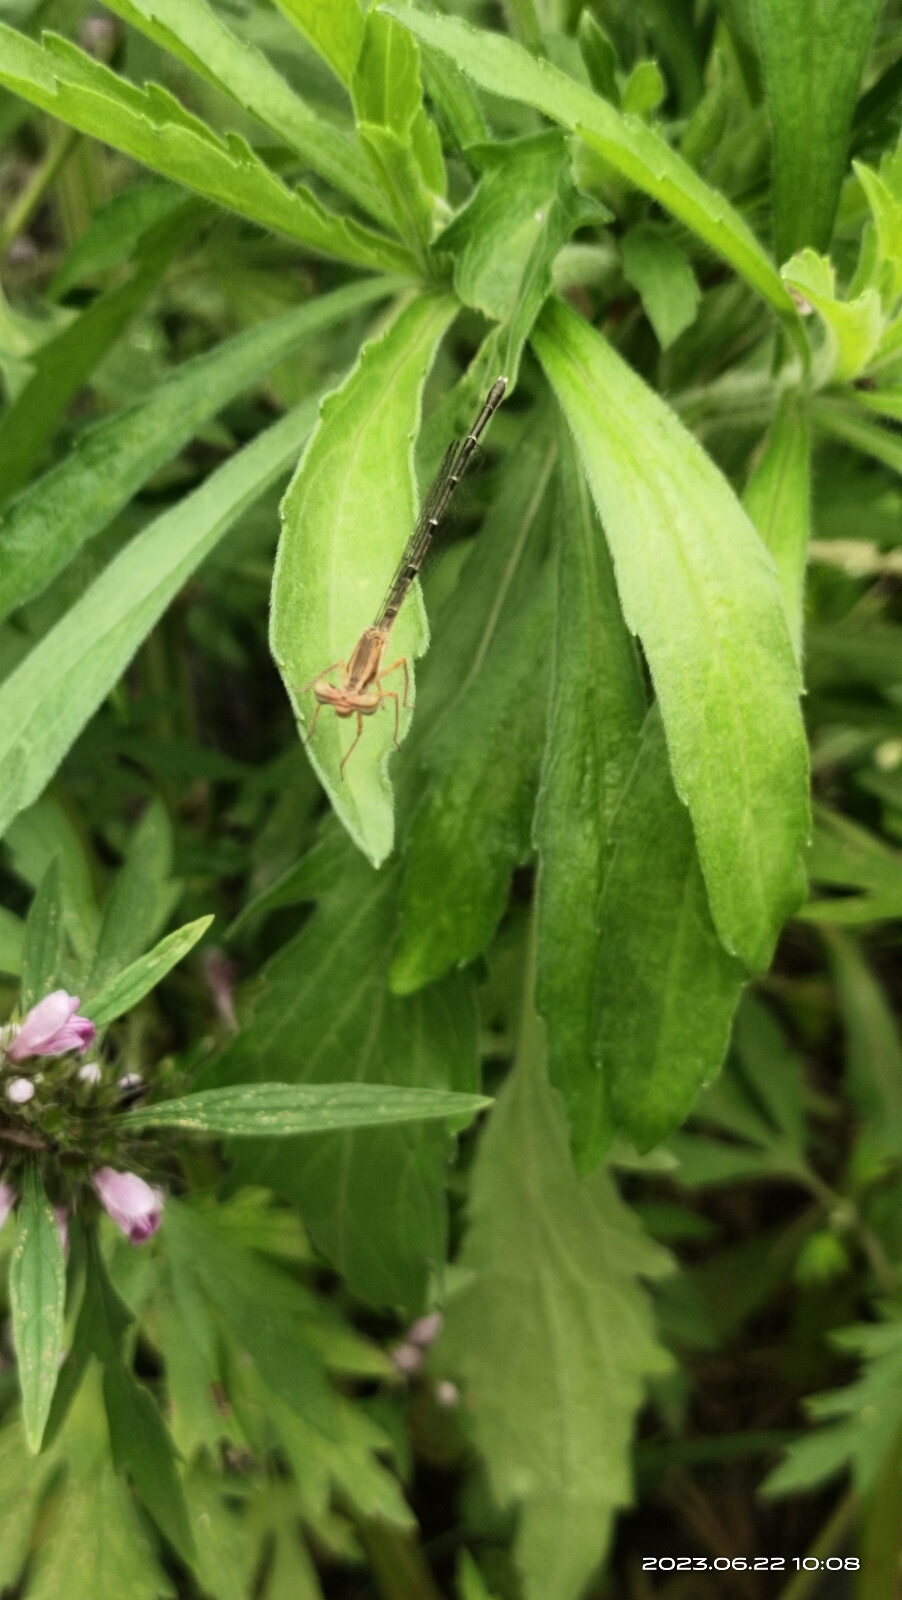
{"left": 442, "top": 133, "right": 568, "bottom": 321}
{"left": 751, "top": 0, "right": 881, "bottom": 260}
{"left": 83, "top": 915, "right": 212, "bottom": 1027}
{"left": 378, "top": 2, "right": 798, "bottom": 323}
{"left": 76, "top": 1232, "right": 195, "bottom": 1562}
{"left": 577, "top": 11, "right": 619, "bottom": 103}
{"left": 162, "top": 1200, "right": 336, "bottom": 1429}
{"left": 781, "top": 248, "right": 884, "bottom": 382}
{"left": 532, "top": 297, "right": 809, "bottom": 971}
{"left": 271, "top": 293, "right": 456, "bottom": 866}
{"left": 204, "top": 830, "right": 479, "bottom": 1308}
{"left": 28, "top": 1440, "right": 171, "bottom": 1600}
{"left": 390, "top": 416, "right": 556, "bottom": 995}
{"left": 742, "top": 389, "right": 811, "bottom": 662}
{"left": 825, "top": 928, "right": 902, "bottom": 1162}
{"left": 0, "top": 1424, "right": 56, "bottom": 1591}
{"left": 48, "top": 181, "right": 185, "bottom": 298}
{"left": 763, "top": 1322, "right": 902, "bottom": 1498}
{"left": 0, "top": 400, "right": 317, "bottom": 843}
{"left": 0, "top": 25, "right": 412, "bottom": 273}
{"left": 0, "top": 201, "right": 202, "bottom": 505}
{"left": 122, "top": 1080, "right": 489, "bottom": 1134}
{"left": 621, "top": 222, "right": 700, "bottom": 350}
{"left": 5, "top": 796, "right": 100, "bottom": 972}
{"left": 535, "top": 423, "right": 646, "bottom": 1168}
{"left": 855, "top": 159, "right": 902, "bottom": 310}
{"left": 596, "top": 710, "right": 747, "bottom": 1152}
{"left": 9, "top": 1166, "right": 67, "bottom": 1453}
{"left": 101, "top": 0, "right": 388, "bottom": 226}
{"left": 272, "top": 0, "right": 364, "bottom": 86}
{"left": 352, "top": 12, "right": 443, "bottom": 262}
{"left": 19, "top": 856, "right": 65, "bottom": 1011}
{"left": 88, "top": 800, "right": 178, "bottom": 995}
{"left": 0, "top": 906, "right": 24, "bottom": 976}
{"left": 0, "top": 277, "right": 396, "bottom": 623}
{"left": 621, "top": 59, "right": 665, "bottom": 119}
{"left": 438, "top": 1020, "right": 670, "bottom": 1600}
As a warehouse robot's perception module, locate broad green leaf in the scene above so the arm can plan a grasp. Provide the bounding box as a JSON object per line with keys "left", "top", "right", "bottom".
{"left": 438, "top": 1020, "right": 670, "bottom": 1600}
{"left": 163, "top": 1199, "right": 337, "bottom": 1429}
{"left": 742, "top": 389, "right": 811, "bottom": 661}
{"left": 272, "top": 293, "right": 456, "bottom": 866}
{"left": 0, "top": 201, "right": 202, "bottom": 504}
{"left": 88, "top": 800, "right": 178, "bottom": 995}
{"left": 0, "top": 401, "right": 317, "bottom": 842}
{"left": 532, "top": 297, "right": 809, "bottom": 971}
{"left": 102, "top": 0, "right": 388, "bottom": 227}
{"left": 390, "top": 415, "right": 556, "bottom": 995}
{"left": 19, "top": 856, "right": 65, "bottom": 1011}
{"left": 0, "top": 905, "right": 24, "bottom": 976}
{"left": 28, "top": 1383, "right": 170, "bottom": 1600}
{"left": 0, "top": 26, "right": 412, "bottom": 273}
{"left": 751, "top": 0, "right": 881, "bottom": 260}
{"left": 535, "top": 422, "right": 646, "bottom": 1170}
{"left": 352, "top": 12, "right": 444, "bottom": 263}
{"left": 825, "top": 928, "right": 902, "bottom": 1162}
{"left": 378, "top": 2, "right": 799, "bottom": 323}
{"left": 391, "top": 571, "right": 552, "bottom": 995}
{"left": 83, "top": 915, "right": 212, "bottom": 1027}
{"left": 0, "top": 1425, "right": 56, "bottom": 1591}
{"left": 781, "top": 249, "right": 883, "bottom": 383}
{"left": 123, "top": 1081, "right": 490, "bottom": 1134}
{"left": 9, "top": 1166, "right": 66, "bottom": 1452}
{"left": 204, "top": 829, "right": 479, "bottom": 1308}
{"left": 0, "top": 277, "right": 396, "bottom": 622}
{"left": 596, "top": 710, "right": 747, "bottom": 1152}
{"left": 272, "top": 0, "right": 364, "bottom": 85}
{"left": 621, "top": 223, "right": 700, "bottom": 350}
{"left": 183, "top": 1464, "right": 259, "bottom": 1600}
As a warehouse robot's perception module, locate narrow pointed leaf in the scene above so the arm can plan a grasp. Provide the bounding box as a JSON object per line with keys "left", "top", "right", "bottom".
{"left": 532, "top": 298, "right": 809, "bottom": 970}
{"left": 102, "top": 0, "right": 389, "bottom": 226}
{"left": 743, "top": 390, "right": 811, "bottom": 662}
{"left": 272, "top": 293, "right": 457, "bottom": 865}
{"left": 121, "top": 1081, "right": 490, "bottom": 1134}
{"left": 0, "top": 403, "right": 316, "bottom": 842}
{"left": 19, "top": 857, "right": 65, "bottom": 1011}
{"left": 0, "top": 25, "right": 412, "bottom": 273}
{"left": 83, "top": 916, "right": 213, "bottom": 1027}
{"left": 272, "top": 0, "right": 364, "bottom": 86}
{"left": 10, "top": 1167, "right": 67, "bottom": 1453}
{"left": 0, "top": 277, "right": 397, "bottom": 623}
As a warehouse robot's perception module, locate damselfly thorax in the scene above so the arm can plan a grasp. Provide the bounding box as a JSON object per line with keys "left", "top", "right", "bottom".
{"left": 300, "top": 377, "right": 507, "bottom": 775}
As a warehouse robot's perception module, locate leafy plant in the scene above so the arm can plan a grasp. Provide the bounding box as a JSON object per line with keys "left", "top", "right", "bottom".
{"left": 2, "top": 0, "right": 902, "bottom": 1596}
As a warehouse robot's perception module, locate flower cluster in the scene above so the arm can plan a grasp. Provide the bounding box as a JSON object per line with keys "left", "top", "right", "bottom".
{"left": 0, "top": 991, "right": 164, "bottom": 1244}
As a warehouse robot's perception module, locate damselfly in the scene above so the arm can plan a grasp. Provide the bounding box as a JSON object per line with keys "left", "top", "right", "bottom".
{"left": 301, "top": 376, "right": 508, "bottom": 774}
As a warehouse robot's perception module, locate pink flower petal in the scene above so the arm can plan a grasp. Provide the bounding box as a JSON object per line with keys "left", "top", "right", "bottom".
{"left": 92, "top": 1167, "right": 164, "bottom": 1245}
{"left": 7, "top": 991, "right": 95, "bottom": 1061}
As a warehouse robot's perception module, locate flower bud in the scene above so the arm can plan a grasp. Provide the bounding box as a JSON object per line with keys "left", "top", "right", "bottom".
{"left": 7, "top": 991, "right": 95, "bottom": 1062}
{"left": 91, "top": 1167, "right": 164, "bottom": 1244}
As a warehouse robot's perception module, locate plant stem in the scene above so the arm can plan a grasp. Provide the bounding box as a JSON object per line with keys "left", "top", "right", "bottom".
{"left": 775, "top": 1492, "right": 859, "bottom": 1600}
{"left": 0, "top": 124, "right": 78, "bottom": 254}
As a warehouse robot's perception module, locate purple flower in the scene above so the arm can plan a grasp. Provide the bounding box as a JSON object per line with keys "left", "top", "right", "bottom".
{"left": 0, "top": 1182, "right": 15, "bottom": 1232}
{"left": 92, "top": 1167, "right": 164, "bottom": 1244}
{"left": 7, "top": 992, "right": 95, "bottom": 1062}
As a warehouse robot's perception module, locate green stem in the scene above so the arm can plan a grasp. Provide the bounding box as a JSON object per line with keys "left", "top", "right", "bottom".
{"left": 776, "top": 1491, "right": 859, "bottom": 1600}
{"left": 0, "top": 124, "right": 78, "bottom": 254}
{"left": 857, "top": 1426, "right": 902, "bottom": 1600}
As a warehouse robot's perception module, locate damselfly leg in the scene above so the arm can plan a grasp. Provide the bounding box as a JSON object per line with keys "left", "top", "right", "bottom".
{"left": 299, "top": 376, "right": 507, "bottom": 776}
